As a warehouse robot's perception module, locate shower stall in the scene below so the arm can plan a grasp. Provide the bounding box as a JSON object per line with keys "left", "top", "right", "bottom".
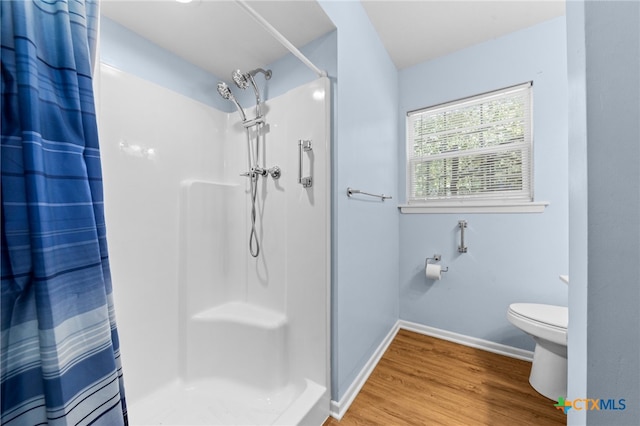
{"left": 96, "top": 4, "right": 331, "bottom": 425}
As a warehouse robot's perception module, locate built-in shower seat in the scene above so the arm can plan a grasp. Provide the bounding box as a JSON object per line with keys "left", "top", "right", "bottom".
{"left": 184, "top": 301, "right": 288, "bottom": 390}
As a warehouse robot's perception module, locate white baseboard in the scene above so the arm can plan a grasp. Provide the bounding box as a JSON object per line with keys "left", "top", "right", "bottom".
{"left": 398, "top": 320, "right": 534, "bottom": 362}
{"left": 329, "top": 322, "right": 400, "bottom": 420}
{"left": 329, "top": 320, "right": 533, "bottom": 420}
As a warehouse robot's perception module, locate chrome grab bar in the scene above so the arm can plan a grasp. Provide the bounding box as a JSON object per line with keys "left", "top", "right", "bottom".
{"left": 458, "top": 220, "right": 468, "bottom": 253}
{"left": 298, "top": 139, "right": 312, "bottom": 188}
{"left": 346, "top": 187, "right": 392, "bottom": 201}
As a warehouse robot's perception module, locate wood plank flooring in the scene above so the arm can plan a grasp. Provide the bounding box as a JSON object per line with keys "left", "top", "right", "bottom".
{"left": 324, "top": 329, "right": 566, "bottom": 426}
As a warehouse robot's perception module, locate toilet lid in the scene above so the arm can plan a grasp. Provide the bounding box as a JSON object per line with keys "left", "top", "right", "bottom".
{"left": 509, "top": 303, "right": 568, "bottom": 329}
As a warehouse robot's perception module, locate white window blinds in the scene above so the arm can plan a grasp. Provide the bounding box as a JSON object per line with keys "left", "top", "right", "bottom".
{"left": 407, "top": 82, "right": 533, "bottom": 204}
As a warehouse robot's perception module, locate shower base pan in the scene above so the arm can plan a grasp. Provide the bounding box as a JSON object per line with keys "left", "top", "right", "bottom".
{"left": 128, "top": 377, "right": 325, "bottom": 425}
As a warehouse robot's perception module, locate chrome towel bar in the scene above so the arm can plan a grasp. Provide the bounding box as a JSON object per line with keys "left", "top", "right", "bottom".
{"left": 346, "top": 187, "right": 392, "bottom": 201}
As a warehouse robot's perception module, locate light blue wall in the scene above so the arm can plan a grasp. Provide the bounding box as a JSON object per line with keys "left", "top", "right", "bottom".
{"left": 567, "top": 1, "right": 640, "bottom": 425}
{"left": 318, "top": 0, "right": 400, "bottom": 401}
{"left": 566, "top": 1, "right": 588, "bottom": 423}
{"left": 398, "top": 17, "right": 569, "bottom": 351}
{"left": 100, "top": 17, "right": 229, "bottom": 111}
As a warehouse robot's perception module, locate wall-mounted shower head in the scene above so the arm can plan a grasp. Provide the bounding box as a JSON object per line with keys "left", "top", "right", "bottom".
{"left": 217, "top": 82, "right": 246, "bottom": 122}
{"left": 232, "top": 69, "right": 250, "bottom": 90}
{"left": 232, "top": 68, "right": 272, "bottom": 118}
{"left": 232, "top": 68, "right": 272, "bottom": 90}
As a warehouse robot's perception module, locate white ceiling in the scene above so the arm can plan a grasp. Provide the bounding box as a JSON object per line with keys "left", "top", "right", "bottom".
{"left": 361, "top": 0, "right": 566, "bottom": 70}
{"left": 101, "top": 0, "right": 566, "bottom": 78}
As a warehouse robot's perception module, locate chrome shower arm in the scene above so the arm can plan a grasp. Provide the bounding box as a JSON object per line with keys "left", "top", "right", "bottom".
{"left": 248, "top": 68, "right": 272, "bottom": 80}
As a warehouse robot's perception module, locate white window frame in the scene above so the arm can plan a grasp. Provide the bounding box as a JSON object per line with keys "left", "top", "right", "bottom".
{"left": 401, "top": 82, "right": 548, "bottom": 214}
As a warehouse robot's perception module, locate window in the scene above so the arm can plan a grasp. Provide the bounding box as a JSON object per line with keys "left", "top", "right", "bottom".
{"left": 405, "top": 83, "right": 537, "bottom": 211}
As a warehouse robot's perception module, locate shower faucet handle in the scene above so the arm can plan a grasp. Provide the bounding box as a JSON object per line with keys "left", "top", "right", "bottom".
{"left": 247, "top": 166, "right": 281, "bottom": 179}
{"left": 268, "top": 166, "right": 281, "bottom": 179}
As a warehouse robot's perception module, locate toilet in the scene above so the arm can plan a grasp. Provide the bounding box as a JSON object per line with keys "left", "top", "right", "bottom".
{"left": 507, "top": 279, "right": 568, "bottom": 400}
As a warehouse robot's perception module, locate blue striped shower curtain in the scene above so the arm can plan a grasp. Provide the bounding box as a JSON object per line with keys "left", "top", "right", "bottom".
{"left": 1, "top": 1, "right": 127, "bottom": 425}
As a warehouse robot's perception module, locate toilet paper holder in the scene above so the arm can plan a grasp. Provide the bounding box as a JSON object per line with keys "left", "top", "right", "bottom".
{"left": 425, "top": 254, "right": 449, "bottom": 272}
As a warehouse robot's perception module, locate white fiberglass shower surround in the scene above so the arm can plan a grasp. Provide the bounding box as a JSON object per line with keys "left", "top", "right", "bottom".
{"left": 97, "top": 23, "right": 330, "bottom": 426}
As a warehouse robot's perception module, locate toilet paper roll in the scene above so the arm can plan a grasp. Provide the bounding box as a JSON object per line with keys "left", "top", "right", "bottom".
{"left": 425, "top": 263, "right": 442, "bottom": 280}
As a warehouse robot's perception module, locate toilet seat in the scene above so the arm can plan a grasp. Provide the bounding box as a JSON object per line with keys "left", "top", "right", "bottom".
{"left": 507, "top": 303, "right": 568, "bottom": 346}
{"left": 509, "top": 303, "right": 568, "bottom": 329}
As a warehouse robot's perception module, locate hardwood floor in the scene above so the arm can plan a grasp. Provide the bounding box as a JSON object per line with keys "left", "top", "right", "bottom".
{"left": 324, "top": 329, "right": 566, "bottom": 426}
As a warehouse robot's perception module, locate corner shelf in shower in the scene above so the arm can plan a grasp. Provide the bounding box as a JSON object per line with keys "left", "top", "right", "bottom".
{"left": 192, "top": 301, "right": 287, "bottom": 329}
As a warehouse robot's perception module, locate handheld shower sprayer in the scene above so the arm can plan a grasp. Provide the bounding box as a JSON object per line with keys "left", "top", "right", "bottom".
{"left": 217, "top": 82, "right": 246, "bottom": 122}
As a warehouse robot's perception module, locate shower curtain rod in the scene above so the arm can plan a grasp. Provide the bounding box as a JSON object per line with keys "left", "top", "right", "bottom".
{"left": 235, "top": 0, "right": 328, "bottom": 78}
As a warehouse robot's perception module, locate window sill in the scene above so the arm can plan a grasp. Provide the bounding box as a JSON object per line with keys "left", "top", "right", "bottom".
{"left": 398, "top": 201, "right": 549, "bottom": 214}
